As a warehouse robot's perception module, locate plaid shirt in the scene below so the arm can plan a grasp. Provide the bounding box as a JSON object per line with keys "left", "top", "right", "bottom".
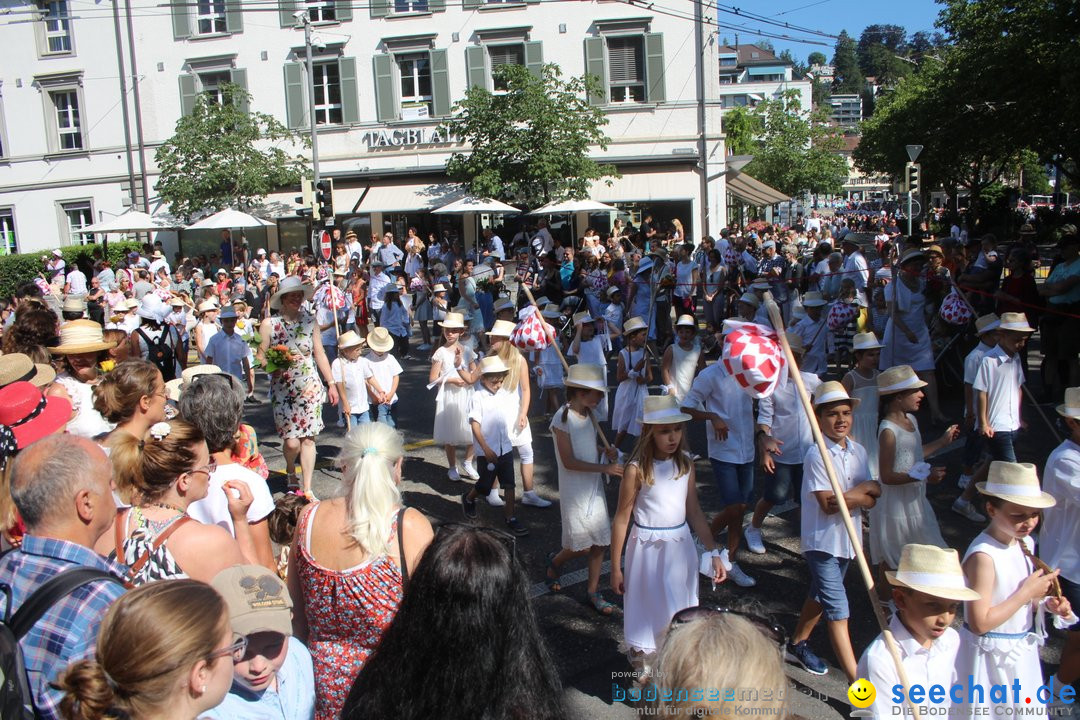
{"left": 0, "top": 535, "right": 126, "bottom": 720}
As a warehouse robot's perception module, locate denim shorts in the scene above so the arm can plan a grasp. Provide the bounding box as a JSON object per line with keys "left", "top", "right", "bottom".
{"left": 710, "top": 458, "right": 754, "bottom": 506}
{"left": 763, "top": 462, "right": 803, "bottom": 506}
{"left": 805, "top": 550, "right": 852, "bottom": 621}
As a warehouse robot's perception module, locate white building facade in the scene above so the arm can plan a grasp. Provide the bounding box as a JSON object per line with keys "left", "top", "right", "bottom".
{"left": 716, "top": 43, "right": 811, "bottom": 113}
{"left": 0, "top": 0, "right": 728, "bottom": 256}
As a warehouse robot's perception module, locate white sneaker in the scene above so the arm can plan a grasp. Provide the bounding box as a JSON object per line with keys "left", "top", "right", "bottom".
{"left": 728, "top": 562, "right": 757, "bottom": 588}
{"left": 447, "top": 468, "right": 461, "bottom": 482}
{"left": 958, "top": 474, "right": 972, "bottom": 490}
{"left": 460, "top": 460, "right": 480, "bottom": 480}
{"left": 952, "top": 498, "right": 986, "bottom": 523}
{"left": 744, "top": 525, "right": 766, "bottom": 555}
{"left": 521, "top": 490, "right": 552, "bottom": 508}
{"left": 485, "top": 488, "right": 505, "bottom": 506}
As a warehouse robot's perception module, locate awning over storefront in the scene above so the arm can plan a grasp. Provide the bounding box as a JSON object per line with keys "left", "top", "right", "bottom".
{"left": 336, "top": 182, "right": 464, "bottom": 213}
{"left": 726, "top": 171, "right": 790, "bottom": 207}
{"left": 588, "top": 168, "right": 699, "bottom": 202}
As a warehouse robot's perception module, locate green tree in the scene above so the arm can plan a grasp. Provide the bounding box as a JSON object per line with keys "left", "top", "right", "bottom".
{"left": 441, "top": 64, "right": 617, "bottom": 207}
{"left": 856, "top": 24, "right": 911, "bottom": 83}
{"left": 807, "top": 51, "right": 827, "bottom": 67}
{"left": 155, "top": 85, "right": 308, "bottom": 220}
{"left": 831, "top": 30, "right": 864, "bottom": 94}
{"left": 723, "top": 106, "right": 760, "bottom": 156}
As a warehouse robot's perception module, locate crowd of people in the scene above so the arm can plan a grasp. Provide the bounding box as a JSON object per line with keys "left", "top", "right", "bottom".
{"left": 0, "top": 208, "right": 1078, "bottom": 719}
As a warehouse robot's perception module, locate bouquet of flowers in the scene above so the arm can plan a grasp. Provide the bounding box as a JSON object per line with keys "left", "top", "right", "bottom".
{"left": 262, "top": 344, "right": 295, "bottom": 373}
{"left": 476, "top": 277, "right": 494, "bottom": 293}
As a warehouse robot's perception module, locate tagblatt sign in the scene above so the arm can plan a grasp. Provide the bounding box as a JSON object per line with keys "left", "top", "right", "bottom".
{"left": 360, "top": 127, "right": 457, "bottom": 148}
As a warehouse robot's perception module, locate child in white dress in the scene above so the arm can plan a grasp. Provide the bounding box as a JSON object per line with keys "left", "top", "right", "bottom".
{"left": 547, "top": 364, "right": 623, "bottom": 616}
{"left": 610, "top": 395, "right": 726, "bottom": 674}
{"left": 660, "top": 315, "right": 704, "bottom": 403}
{"left": 841, "top": 332, "right": 882, "bottom": 481}
{"left": 534, "top": 303, "right": 565, "bottom": 416}
{"left": 570, "top": 311, "right": 609, "bottom": 422}
{"left": 956, "top": 461, "right": 1074, "bottom": 715}
{"left": 611, "top": 317, "right": 652, "bottom": 450}
{"left": 429, "top": 312, "right": 479, "bottom": 482}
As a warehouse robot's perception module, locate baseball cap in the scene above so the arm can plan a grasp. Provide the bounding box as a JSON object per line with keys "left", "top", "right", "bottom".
{"left": 211, "top": 565, "right": 293, "bottom": 637}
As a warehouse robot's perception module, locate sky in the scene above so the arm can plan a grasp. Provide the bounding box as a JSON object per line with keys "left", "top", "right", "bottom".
{"left": 707, "top": 0, "right": 944, "bottom": 63}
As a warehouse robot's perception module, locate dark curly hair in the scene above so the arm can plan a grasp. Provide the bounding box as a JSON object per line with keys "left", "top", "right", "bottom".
{"left": 2, "top": 305, "right": 59, "bottom": 359}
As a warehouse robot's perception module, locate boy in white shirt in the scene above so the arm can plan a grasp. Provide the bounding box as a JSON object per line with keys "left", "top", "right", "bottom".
{"left": 857, "top": 544, "right": 980, "bottom": 719}
{"left": 364, "top": 327, "right": 404, "bottom": 428}
{"left": 205, "top": 305, "right": 253, "bottom": 396}
{"left": 602, "top": 286, "right": 624, "bottom": 352}
{"left": 973, "top": 312, "right": 1035, "bottom": 463}
{"left": 952, "top": 314, "right": 1000, "bottom": 522}
{"left": 786, "top": 382, "right": 880, "bottom": 682}
{"left": 331, "top": 331, "right": 374, "bottom": 427}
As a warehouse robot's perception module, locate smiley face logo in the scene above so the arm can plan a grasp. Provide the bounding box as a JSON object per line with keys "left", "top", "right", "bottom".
{"left": 847, "top": 678, "right": 876, "bottom": 708}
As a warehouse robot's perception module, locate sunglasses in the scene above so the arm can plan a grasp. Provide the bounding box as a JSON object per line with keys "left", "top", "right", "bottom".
{"left": 670, "top": 606, "right": 787, "bottom": 648}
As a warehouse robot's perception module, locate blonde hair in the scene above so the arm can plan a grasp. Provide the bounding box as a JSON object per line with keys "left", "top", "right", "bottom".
{"left": 495, "top": 341, "right": 524, "bottom": 393}
{"left": 336, "top": 422, "right": 405, "bottom": 558}
{"left": 653, "top": 613, "right": 786, "bottom": 717}
{"left": 55, "top": 579, "right": 229, "bottom": 720}
{"left": 92, "top": 359, "right": 162, "bottom": 423}
{"left": 627, "top": 423, "right": 692, "bottom": 487}
{"left": 109, "top": 418, "right": 205, "bottom": 504}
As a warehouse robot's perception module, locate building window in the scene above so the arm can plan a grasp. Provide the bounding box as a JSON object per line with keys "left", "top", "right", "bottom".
{"left": 397, "top": 53, "right": 432, "bottom": 117}
{"left": 0, "top": 209, "right": 16, "bottom": 255}
{"left": 42, "top": 0, "right": 73, "bottom": 54}
{"left": 307, "top": 0, "right": 336, "bottom": 22}
{"left": 194, "top": 0, "right": 226, "bottom": 35}
{"left": 719, "top": 55, "right": 737, "bottom": 67}
{"left": 51, "top": 90, "right": 82, "bottom": 150}
{"left": 61, "top": 201, "right": 94, "bottom": 245}
{"left": 199, "top": 70, "right": 232, "bottom": 104}
{"left": 488, "top": 44, "right": 524, "bottom": 91}
{"left": 312, "top": 62, "right": 343, "bottom": 125}
{"left": 607, "top": 36, "right": 644, "bottom": 103}
{"left": 393, "top": 0, "right": 428, "bottom": 12}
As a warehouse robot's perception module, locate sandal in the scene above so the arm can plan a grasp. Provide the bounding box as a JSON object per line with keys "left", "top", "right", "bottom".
{"left": 588, "top": 591, "right": 615, "bottom": 616}
{"left": 285, "top": 473, "right": 300, "bottom": 492}
{"left": 303, "top": 489, "right": 319, "bottom": 503}
{"left": 545, "top": 552, "right": 562, "bottom": 593}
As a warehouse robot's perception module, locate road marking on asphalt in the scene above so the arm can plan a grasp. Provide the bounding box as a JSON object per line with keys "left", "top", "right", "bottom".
{"left": 530, "top": 561, "right": 612, "bottom": 599}
{"left": 404, "top": 439, "right": 436, "bottom": 451}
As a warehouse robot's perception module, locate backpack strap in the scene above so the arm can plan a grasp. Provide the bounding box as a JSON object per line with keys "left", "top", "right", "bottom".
{"left": 124, "top": 515, "right": 193, "bottom": 583}
{"left": 396, "top": 507, "right": 408, "bottom": 586}
{"left": 9, "top": 568, "right": 123, "bottom": 640}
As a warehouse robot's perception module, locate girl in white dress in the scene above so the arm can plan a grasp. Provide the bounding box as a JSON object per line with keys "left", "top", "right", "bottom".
{"left": 611, "top": 317, "right": 652, "bottom": 450}
{"left": 570, "top": 312, "right": 609, "bottom": 421}
{"left": 660, "top": 315, "right": 704, "bottom": 402}
{"left": 429, "top": 312, "right": 479, "bottom": 482}
{"left": 872, "top": 365, "right": 958, "bottom": 575}
{"left": 610, "top": 395, "right": 726, "bottom": 673}
{"left": 841, "top": 333, "right": 883, "bottom": 481}
{"left": 546, "top": 364, "right": 623, "bottom": 615}
{"left": 956, "top": 462, "right": 1074, "bottom": 715}
{"left": 534, "top": 304, "right": 565, "bottom": 415}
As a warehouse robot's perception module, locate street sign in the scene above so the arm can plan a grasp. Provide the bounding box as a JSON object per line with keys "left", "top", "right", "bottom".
{"left": 906, "top": 144, "right": 923, "bottom": 162}
{"left": 319, "top": 230, "right": 332, "bottom": 261}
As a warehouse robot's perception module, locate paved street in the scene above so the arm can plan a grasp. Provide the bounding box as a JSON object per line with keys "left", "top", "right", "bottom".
{"left": 243, "top": 338, "right": 1068, "bottom": 719}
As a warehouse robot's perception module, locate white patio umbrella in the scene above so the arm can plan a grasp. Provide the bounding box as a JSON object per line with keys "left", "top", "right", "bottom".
{"left": 530, "top": 198, "right": 618, "bottom": 245}
{"left": 81, "top": 210, "right": 180, "bottom": 234}
{"left": 432, "top": 196, "right": 520, "bottom": 255}
{"left": 186, "top": 208, "right": 275, "bottom": 230}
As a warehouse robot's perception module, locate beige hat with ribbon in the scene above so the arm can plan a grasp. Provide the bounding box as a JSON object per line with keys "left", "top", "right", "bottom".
{"left": 738, "top": 293, "right": 761, "bottom": 309}
{"left": 997, "top": 312, "right": 1035, "bottom": 333}
{"left": 366, "top": 327, "right": 394, "bottom": 353}
{"left": 479, "top": 355, "right": 509, "bottom": 375}
{"left": 812, "top": 381, "right": 860, "bottom": 409}
{"left": 1056, "top": 387, "right": 1080, "bottom": 420}
{"left": 801, "top": 291, "right": 827, "bottom": 307}
{"left": 623, "top": 316, "right": 647, "bottom": 335}
{"left": 165, "top": 364, "right": 225, "bottom": 401}
{"left": 877, "top": 365, "right": 928, "bottom": 396}
{"left": 573, "top": 311, "right": 593, "bottom": 326}
{"left": 676, "top": 314, "right": 696, "bottom": 328}
{"left": 852, "top": 332, "right": 883, "bottom": 352}
{"left": 563, "top": 363, "right": 608, "bottom": 393}
{"left": 493, "top": 297, "right": 514, "bottom": 313}
{"left": 540, "top": 304, "right": 561, "bottom": 319}
{"left": 0, "top": 353, "right": 54, "bottom": 389}
{"left": 486, "top": 319, "right": 516, "bottom": 338}
{"left": 438, "top": 312, "right": 466, "bottom": 329}
{"left": 640, "top": 394, "right": 692, "bottom": 425}
{"left": 975, "top": 313, "right": 1001, "bottom": 335}
{"left": 48, "top": 320, "right": 117, "bottom": 355}
{"left": 976, "top": 461, "right": 1056, "bottom": 509}
{"left": 62, "top": 296, "right": 87, "bottom": 314}
{"left": 198, "top": 300, "right": 219, "bottom": 314}
{"left": 885, "top": 544, "right": 981, "bottom": 601}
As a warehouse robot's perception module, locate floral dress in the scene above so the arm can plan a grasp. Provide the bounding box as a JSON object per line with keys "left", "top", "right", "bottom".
{"left": 269, "top": 309, "right": 325, "bottom": 439}
{"left": 295, "top": 503, "right": 404, "bottom": 720}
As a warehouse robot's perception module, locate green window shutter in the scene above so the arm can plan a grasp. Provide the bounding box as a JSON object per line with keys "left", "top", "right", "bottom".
{"left": 524, "top": 40, "right": 543, "bottom": 79}
{"left": 178, "top": 73, "right": 198, "bottom": 116}
{"left": 225, "top": 0, "right": 243, "bottom": 33}
{"left": 465, "top": 45, "right": 487, "bottom": 91}
{"left": 334, "top": 0, "right": 352, "bottom": 21}
{"left": 279, "top": 0, "right": 299, "bottom": 28}
{"left": 583, "top": 37, "right": 607, "bottom": 105}
{"left": 430, "top": 48, "right": 451, "bottom": 117}
{"left": 644, "top": 32, "right": 665, "bottom": 103}
{"left": 369, "top": 0, "right": 389, "bottom": 19}
{"left": 283, "top": 62, "right": 306, "bottom": 129}
{"left": 339, "top": 57, "right": 359, "bottom": 124}
{"left": 463, "top": 0, "right": 481, "bottom": 8}
{"left": 171, "top": 0, "right": 190, "bottom": 40}
{"left": 429, "top": 0, "right": 445, "bottom": 11}
{"left": 229, "top": 68, "right": 249, "bottom": 113}
{"left": 373, "top": 54, "right": 396, "bottom": 121}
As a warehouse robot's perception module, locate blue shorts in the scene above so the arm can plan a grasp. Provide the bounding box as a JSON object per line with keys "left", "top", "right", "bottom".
{"left": 763, "top": 462, "right": 803, "bottom": 506}
{"left": 805, "top": 550, "right": 852, "bottom": 621}
{"left": 710, "top": 458, "right": 754, "bottom": 506}
{"left": 1060, "top": 576, "right": 1080, "bottom": 630}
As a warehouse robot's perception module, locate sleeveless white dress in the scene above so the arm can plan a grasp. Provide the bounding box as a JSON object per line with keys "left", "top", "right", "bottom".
{"left": 611, "top": 347, "right": 649, "bottom": 436}
{"left": 573, "top": 336, "right": 609, "bottom": 421}
{"left": 623, "top": 457, "right": 698, "bottom": 654}
{"left": 669, "top": 341, "right": 701, "bottom": 402}
{"left": 845, "top": 369, "right": 880, "bottom": 481}
{"left": 880, "top": 279, "right": 934, "bottom": 372}
{"left": 955, "top": 533, "right": 1047, "bottom": 716}
{"left": 869, "top": 414, "right": 946, "bottom": 567}
{"left": 550, "top": 407, "right": 610, "bottom": 551}
{"left": 431, "top": 344, "right": 476, "bottom": 446}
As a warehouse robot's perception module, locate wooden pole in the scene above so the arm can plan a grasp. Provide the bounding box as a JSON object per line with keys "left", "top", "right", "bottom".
{"left": 763, "top": 292, "right": 923, "bottom": 720}
{"left": 520, "top": 284, "right": 612, "bottom": 450}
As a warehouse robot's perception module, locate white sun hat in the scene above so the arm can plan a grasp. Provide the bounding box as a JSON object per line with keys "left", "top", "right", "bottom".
{"left": 975, "top": 461, "right": 1056, "bottom": 509}
{"left": 885, "top": 544, "right": 982, "bottom": 602}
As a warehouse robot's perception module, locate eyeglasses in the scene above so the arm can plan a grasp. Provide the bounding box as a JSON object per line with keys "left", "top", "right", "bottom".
{"left": 208, "top": 633, "right": 248, "bottom": 662}
{"left": 670, "top": 606, "right": 787, "bottom": 648}
{"left": 188, "top": 459, "right": 218, "bottom": 478}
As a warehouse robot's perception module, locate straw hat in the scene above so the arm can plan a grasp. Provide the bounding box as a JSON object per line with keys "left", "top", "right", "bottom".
{"left": 269, "top": 276, "right": 315, "bottom": 310}
{"left": 540, "top": 304, "right": 561, "bottom": 319}
{"left": 563, "top": 363, "right": 608, "bottom": 393}
{"left": 801, "top": 291, "right": 827, "bottom": 307}
{"left": 1056, "top": 387, "right": 1080, "bottom": 420}
{"left": 197, "top": 300, "right": 219, "bottom": 314}
{"left": 975, "top": 461, "right": 1056, "bottom": 509}
{"left": 169, "top": 297, "right": 186, "bottom": 307}
{"left": 634, "top": 257, "right": 654, "bottom": 276}
{"left": 201, "top": 279, "right": 215, "bottom": 289}
{"left": 165, "top": 364, "right": 224, "bottom": 402}
{"left": 573, "top": 311, "right": 593, "bottom": 326}
{"left": 123, "top": 298, "right": 140, "bottom": 310}
{"left": 49, "top": 320, "right": 117, "bottom": 355}
{"left": 0, "top": 353, "right": 54, "bottom": 389}
{"left": 493, "top": 297, "right": 514, "bottom": 313}
{"left": 750, "top": 277, "right": 771, "bottom": 291}
{"left": 640, "top": 394, "right": 692, "bottom": 425}
{"left": 812, "top": 381, "right": 860, "bottom": 408}
{"left": 366, "top": 327, "right": 394, "bottom": 353}
{"left": 0, "top": 381, "right": 72, "bottom": 449}
{"left": 216, "top": 268, "right": 228, "bottom": 276}
{"left": 997, "top": 312, "right": 1035, "bottom": 333}
{"left": 786, "top": 333, "right": 805, "bottom": 355}
{"left": 852, "top": 332, "right": 883, "bottom": 352}
{"left": 338, "top": 331, "right": 364, "bottom": 350}
{"left": 924, "top": 244, "right": 944, "bottom": 257}
{"left": 675, "top": 314, "right": 696, "bottom": 328}
{"left": 885, "top": 545, "right": 982, "bottom": 602}
{"left": 900, "top": 248, "right": 926, "bottom": 265}
{"left": 486, "top": 320, "right": 516, "bottom": 338}
{"left": 738, "top": 292, "right": 760, "bottom": 309}
{"left": 439, "top": 312, "right": 465, "bottom": 329}
{"left": 432, "top": 283, "right": 448, "bottom": 293}
{"left": 61, "top": 296, "right": 87, "bottom": 315}
{"left": 623, "top": 316, "right": 647, "bottom": 334}
{"left": 152, "top": 249, "right": 164, "bottom": 259}
{"left": 877, "top": 365, "right": 928, "bottom": 396}
{"left": 479, "top": 355, "right": 509, "bottom": 375}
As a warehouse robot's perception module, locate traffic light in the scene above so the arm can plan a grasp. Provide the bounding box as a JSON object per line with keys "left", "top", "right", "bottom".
{"left": 905, "top": 162, "right": 921, "bottom": 196}
{"left": 315, "top": 179, "right": 334, "bottom": 222}
{"left": 296, "top": 178, "right": 314, "bottom": 219}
